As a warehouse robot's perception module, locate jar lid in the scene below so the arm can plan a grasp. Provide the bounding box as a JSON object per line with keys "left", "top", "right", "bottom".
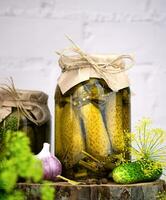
{"left": 58, "top": 54, "right": 132, "bottom": 94}
{"left": 0, "top": 89, "right": 50, "bottom": 126}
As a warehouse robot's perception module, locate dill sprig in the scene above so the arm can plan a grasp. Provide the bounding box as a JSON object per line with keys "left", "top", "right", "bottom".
{"left": 130, "top": 118, "right": 166, "bottom": 168}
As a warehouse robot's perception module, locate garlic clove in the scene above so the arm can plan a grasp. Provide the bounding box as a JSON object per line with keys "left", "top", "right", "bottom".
{"left": 36, "top": 143, "right": 62, "bottom": 181}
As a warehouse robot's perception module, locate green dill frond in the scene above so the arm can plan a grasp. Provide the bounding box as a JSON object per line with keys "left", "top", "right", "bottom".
{"left": 3, "top": 112, "right": 19, "bottom": 132}
{"left": 131, "top": 118, "right": 166, "bottom": 167}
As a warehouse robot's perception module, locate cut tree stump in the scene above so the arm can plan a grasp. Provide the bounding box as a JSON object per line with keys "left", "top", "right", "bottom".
{"left": 18, "top": 179, "right": 166, "bottom": 200}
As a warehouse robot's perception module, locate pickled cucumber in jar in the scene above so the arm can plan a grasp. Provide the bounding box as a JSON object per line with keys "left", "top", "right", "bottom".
{"left": 80, "top": 102, "right": 111, "bottom": 159}
{"left": 55, "top": 78, "right": 131, "bottom": 179}
{"left": 60, "top": 103, "right": 85, "bottom": 168}
{"left": 105, "top": 88, "right": 131, "bottom": 156}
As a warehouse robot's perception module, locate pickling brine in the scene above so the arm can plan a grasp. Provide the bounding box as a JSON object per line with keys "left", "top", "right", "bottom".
{"left": 55, "top": 78, "right": 131, "bottom": 179}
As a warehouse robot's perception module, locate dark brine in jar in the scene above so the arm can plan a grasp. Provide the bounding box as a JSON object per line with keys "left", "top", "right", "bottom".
{"left": 55, "top": 78, "right": 131, "bottom": 179}
{"left": 0, "top": 108, "right": 50, "bottom": 154}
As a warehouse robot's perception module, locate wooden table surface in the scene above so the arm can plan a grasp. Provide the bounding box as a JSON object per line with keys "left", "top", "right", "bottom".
{"left": 18, "top": 179, "right": 166, "bottom": 200}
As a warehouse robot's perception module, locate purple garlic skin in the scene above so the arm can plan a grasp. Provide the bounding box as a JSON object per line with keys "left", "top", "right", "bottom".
{"left": 42, "top": 155, "right": 62, "bottom": 180}
{"left": 36, "top": 143, "right": 62, "bottom": 181}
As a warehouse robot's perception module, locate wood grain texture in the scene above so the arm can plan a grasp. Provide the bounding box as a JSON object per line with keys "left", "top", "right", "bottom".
{"left": 17, "top": 180, "right": 165, "bottom": 200}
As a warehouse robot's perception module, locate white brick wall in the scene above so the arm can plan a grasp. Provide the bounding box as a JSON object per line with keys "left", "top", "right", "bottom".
{"left": 0, "top": 0, "right": 166, "bottom": 151}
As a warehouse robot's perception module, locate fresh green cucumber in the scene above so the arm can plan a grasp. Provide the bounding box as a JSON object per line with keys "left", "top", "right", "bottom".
{"left": 112, "top": 159, "right": 162, "bottom": 184}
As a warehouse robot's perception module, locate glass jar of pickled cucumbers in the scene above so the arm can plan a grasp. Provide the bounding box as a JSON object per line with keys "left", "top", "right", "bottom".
{"left": 55, "top": 44, "right": 133, "bottom": 179}
{"left": 55, "top": 78, "right": 131, "bottom": 179}
{"left": 0, "top": 89, "right": 50, "bottom": 154}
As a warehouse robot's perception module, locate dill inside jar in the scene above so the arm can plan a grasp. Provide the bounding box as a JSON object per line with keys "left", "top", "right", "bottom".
{"left": 55, "top": 41, "right": 133, "bottom": 179}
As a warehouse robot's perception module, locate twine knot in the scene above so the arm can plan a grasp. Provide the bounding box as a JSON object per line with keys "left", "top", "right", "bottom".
{"left": 57, "top": 36, "right": 134, "bottom": 79}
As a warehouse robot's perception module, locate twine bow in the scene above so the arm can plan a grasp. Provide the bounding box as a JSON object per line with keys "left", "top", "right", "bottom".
{"left": 57, "top": 36, "right": 134, "bottom": 80}
{"left": 0, "top": 78, "right": 38, "bottom": 125}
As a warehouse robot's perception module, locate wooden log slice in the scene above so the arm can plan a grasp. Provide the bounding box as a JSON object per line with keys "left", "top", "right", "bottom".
{"left": 18, "top": 179, "right": 165, "bottom": 200}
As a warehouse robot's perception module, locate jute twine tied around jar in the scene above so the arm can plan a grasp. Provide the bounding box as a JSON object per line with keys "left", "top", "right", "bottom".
{"left": 0, "top": 78, "right": 50, "bottom": 126}
{"left": 57, "top": 36, "right": 134, "bottom": 94}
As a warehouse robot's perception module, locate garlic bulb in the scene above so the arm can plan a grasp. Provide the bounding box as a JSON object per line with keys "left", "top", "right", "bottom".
{"left": 36, "top": 143, "right": 62, "bottom": 181}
